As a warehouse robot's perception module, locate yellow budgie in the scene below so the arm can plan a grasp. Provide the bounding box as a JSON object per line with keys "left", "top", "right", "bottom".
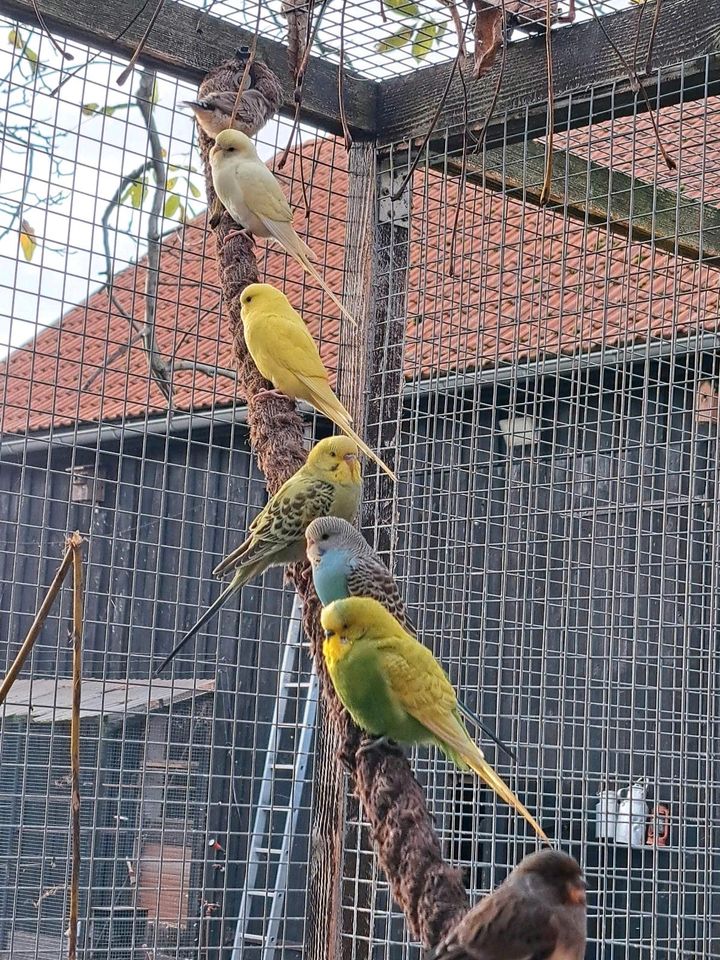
{"left": 321, "top": 597, "right": 550, "bottom": 843}
{"left": 209, "top": 128, "right": 357, "bottom": 327}
{"left": 240, "top": 283, "right": 397, "bottom": 482}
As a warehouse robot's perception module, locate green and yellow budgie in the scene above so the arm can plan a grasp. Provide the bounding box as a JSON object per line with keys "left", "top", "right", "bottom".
{"left": 153, "top": 436, "right": 362, "bottom": 676}
{"left": 321, "top": 597, "right": 550, "bottom": 844}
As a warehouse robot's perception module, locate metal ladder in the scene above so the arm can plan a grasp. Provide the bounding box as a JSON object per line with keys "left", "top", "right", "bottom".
{"left": 231, "top": 596, "right": 318, "bottom": 960}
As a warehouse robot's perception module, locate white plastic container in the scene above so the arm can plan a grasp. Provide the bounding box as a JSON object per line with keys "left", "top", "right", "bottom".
{"left": 615, "top": 780, "right": 649, "bottom": 847}
{"left": 596, "top": 788, "right": 619, "bottom": 840}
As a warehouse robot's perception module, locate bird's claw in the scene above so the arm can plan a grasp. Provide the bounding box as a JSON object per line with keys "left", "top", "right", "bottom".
{"left": 356, "top": 735, "right": 392, "bottom": 759}
{"left": 223, "top": 227, "right": 253, "bottom": 245}
{"left": 254, "top": 387, "right": 287, "bottom": 402}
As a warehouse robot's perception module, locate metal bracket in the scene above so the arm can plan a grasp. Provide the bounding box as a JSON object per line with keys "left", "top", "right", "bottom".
{"left": 378, "top": 156, "right": 410, "bottom": 227}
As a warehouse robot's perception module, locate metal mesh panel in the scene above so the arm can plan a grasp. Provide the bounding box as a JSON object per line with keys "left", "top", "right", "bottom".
{"left": 1, "top": 7, "right": 720, "bottom": 960}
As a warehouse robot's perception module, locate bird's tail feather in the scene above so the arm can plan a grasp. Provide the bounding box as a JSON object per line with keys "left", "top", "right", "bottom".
{"left": 455, "top": 700, "right": 517, "bottom": 762}
{"left": 458, "top": 743, "right": 551, "bottom": 845}
{"left": 265, "top": 217, "right": 359, "bottom": 327}
{"left": 153, "top": 574, "right": 245, "bottom": 677}
{"left": 213, "top": 537, "right": 253, "bottom": 578}
{"left": 300, "top": 257, "right": 359, "bottom": 329}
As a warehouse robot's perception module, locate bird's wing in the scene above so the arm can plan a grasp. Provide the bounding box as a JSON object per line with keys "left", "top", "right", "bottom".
{"left": 430, "top": 878, "right": 559, "bottom": 960}
{"left": 246, "top": 476, "right": 337, "bottom": 554}
{"left": 379, "top": 636, "right": 458, "bottom": 724}
{"left": 346, "top": 557, "right": 409, "bottom": 628}
{"left": 215, "top": 476, "right": 336, "bottom": 576}
{"left": 243, "top": 161, "right": 294, "bottom": 222}
{"left": 262, "top": 308, "right": 333, "bottom": 384}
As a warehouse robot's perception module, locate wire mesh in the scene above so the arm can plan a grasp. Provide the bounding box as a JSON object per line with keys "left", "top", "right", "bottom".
{"left": 1, "top": 6, "right": 720, "bottom": 960}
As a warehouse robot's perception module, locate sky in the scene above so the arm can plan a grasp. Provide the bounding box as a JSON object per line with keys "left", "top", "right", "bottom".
{"left": 0, "top": 16, "right": 305, "bottom": 359}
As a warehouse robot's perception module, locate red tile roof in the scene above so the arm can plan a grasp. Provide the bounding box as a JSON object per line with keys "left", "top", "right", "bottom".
{"left": 2, "top": 103, "right": 719, "bottom": 437}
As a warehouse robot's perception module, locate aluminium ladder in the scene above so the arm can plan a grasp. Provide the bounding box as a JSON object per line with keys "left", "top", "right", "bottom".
{"left": 231, "top": 597, "right": 318, "bottom": 960}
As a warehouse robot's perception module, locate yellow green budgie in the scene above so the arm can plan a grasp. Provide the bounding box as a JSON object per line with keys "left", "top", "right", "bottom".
{"left": 153, "top": 436, "right": 362, "bottom": 676}
{"left": 239, "top": 283, "right": 397, "bottom": 482}
{"left": 321, "top": 597, "right": 550, "bottom": 844}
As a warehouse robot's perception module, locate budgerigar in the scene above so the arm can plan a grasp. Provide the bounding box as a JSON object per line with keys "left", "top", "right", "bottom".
{"left": 240, "top": 283, "right": 397, "bottom": 481}
{"left": 321, "top": 597, "right": 550, "bottom": 843}
{"left": 154, "top": 436, "right": 362, "bottom": 676}
{"left": 306, "top": 516, "right": 515, "bottom": 760}
{"left": 210, "top": 129, "right": 357, "bottom": 326}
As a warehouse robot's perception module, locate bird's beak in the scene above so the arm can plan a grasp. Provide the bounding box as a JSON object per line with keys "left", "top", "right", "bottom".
{"left": 343, "top": 453, "right": 358, "bottom": 463}
{"left": 306, "top": 536, "right": 315, "bottom": 548}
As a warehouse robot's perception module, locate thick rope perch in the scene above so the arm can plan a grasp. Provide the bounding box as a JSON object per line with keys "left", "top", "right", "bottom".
{"left": 198, "top": 54, "right": 468, "bottom": 949}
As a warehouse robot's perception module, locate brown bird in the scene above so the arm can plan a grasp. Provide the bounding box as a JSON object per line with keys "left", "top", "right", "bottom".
{"left": 183, "top": 90, "right": 269, "bottom": 140}
{"left": 428, "top": 850, "right": 586, "bottom": 960}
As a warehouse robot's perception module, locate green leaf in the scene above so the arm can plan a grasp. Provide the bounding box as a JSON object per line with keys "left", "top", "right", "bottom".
{"left": 129, "top": 181, "right": 145, "bottom": 209}
{"left": 8, "top": 29, "right": 22, "bottom": 48}
{"left": 166, "top": 177, "right": 178, "bottom": 191}
{"left": 189, "top": 182, "right": 201, "bottom": 199}
{"left": 412, "top": 21, "right": 440, "bottom": 60}
{"left": 19, "top": 220, "right": 37, "bottom": 261}
{"left": 376, "top": 26, "right": 413, "bottom": 52}
{"left": 82, "top": 102, "right": 99, "bottom": 115}
{"left": 164, "top": 194, "right": 180, "bottom": 218}
{"left": 385, "top": 0, "right": 419, "bottom": 17}
{"left": 24, "top": 46, "right": 38, "bottom": 73}
{"left": 151, "top": 78, "right": 159, "bottom": 104}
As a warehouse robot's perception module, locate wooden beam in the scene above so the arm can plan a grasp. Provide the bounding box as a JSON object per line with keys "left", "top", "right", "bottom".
{"left": 378, "top": 0, "right": 720, "bottom": 147}
{"left": 2, "top": 0, "right": 377, "bottom": 136}
{"left": 446, "top": 140, "right": 720, "bottom": 265}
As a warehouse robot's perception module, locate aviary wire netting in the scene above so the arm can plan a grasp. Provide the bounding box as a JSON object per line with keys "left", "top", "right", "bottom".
{"left": 0, "top": 3, "right": 719, "bottom": 960}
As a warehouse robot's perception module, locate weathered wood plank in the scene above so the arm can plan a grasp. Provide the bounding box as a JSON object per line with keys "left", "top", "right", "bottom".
{"left": 446, "top": 140, "right": 720, "bottom": 264}
{"left": 1, "top": 0, "right": 377, "bottom": 136}
{"left": 378, "top": 0, "right": 720, "bottom": 146}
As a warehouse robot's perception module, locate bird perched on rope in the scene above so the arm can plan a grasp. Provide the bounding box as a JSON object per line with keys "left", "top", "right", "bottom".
{"left": 209, "top": 128, "right": 357, "bottom": 327}
{"left": 320, "top": 597, "right": 549, "bottom": 842}
{"left": 240, "top": 283, "right": 397, "bottom": 481}
{"left": 153, "top": 436, "right": 362, "bottom": 676}
{"left": 306, "top": 516, "right": 515, "bottom": 760}
{"left": 427, "top": 849, "right": 586, "bottom": 960}
{"left": 183, "top": 90, "right": 271, "bottom": 140}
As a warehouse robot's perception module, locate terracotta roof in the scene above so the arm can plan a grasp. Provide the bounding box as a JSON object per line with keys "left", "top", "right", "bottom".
{"left": 2, "top": 103, "right": 719, "bottom": 437}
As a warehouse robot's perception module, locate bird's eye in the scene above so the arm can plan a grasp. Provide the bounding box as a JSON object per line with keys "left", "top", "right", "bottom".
{"left": 245, "top": 296, "right": 252, "bottom": 303}
{"left": 321, "top": 533, "right": 329, "bottom": 541}
{"left": 227, "top": 146, "right": 235, "bottom": 152}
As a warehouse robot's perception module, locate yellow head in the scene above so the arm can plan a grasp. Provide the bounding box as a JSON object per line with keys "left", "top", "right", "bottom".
{"left": 240, "top": 282, "right": 291, "bottom": 320}
{"left": 306, "top": 436, "right": 362, "bottom": 487}
{"left": 321, "top": 597, "right": 399, "bottom": 651}
{"left": 210, "top": 128, "right": 257, "bottom": 163}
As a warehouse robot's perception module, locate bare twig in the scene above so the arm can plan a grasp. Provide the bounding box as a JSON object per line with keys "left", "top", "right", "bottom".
{"left": 277, "top": 0, "right": 331, "bottom": 171}
{"left": 630, "top": 0, "right": 649, "bottom": 77}
{"left": 116, "top": 0, "right": 166, "bottom": 85}
{"left": 470, "top": 0, "right": 508, "bottom": 153}
{"left": 390, "top": 6, "right": 473, "bottom": 202}
{"left": 30, "top": 0, "right": 73, "bottom": 60}
{"left": 338, "top": 0, "right": 353, "bottom": 151}
{"left": 135, "top": 68, "right": 174, "bottom": 406}
{"left": 586, "top": 0, "right": 675, "bottom": 169}
{"left": 645, "top": 0, "right": 662, "bottom": 74}
{"left": 539, "top": 0, "right": 555, "bottom": 204}
{"left": 0, "top": 539, "right": 75, "bottom": 709}
{"left": 442, "top": 0, "right": 467, "bottom": 58}
{"left": 230, "top": 3, "right": 262, "bottom": 127}
{"left": 171, "top": 359, "right": 238, "bottom": 380}
{"left": 82, "top": 331, "right": 145, "bottom": 392}
{"left": 68, "top": 531, "right": 84, "bottom": 960}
